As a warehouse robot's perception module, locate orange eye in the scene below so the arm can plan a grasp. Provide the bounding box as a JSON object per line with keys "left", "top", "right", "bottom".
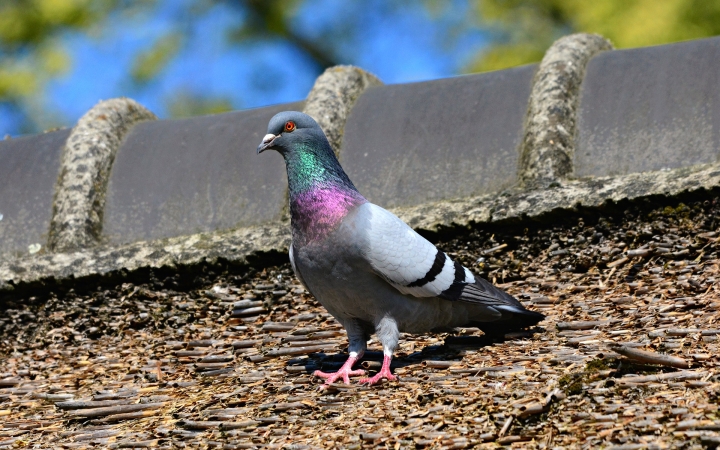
{"left": 284, "top": 121, "right": 296, "bottom": 132}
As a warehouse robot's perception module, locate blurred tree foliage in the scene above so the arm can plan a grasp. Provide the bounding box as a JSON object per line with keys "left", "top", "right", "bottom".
{"left": 232, "top": 0, "right": 336, "bottom": 69}
{"left": 0, "top": 0, "right": 338, "bottom": 132}
{"left": 3, "top": 0, "right": 720, "bottom": 133}
{"left": 0, "top": 0, "right": 123, "bottom": 132}
{"left": 166, "top": 90, "right": 234, "bottom": 118}
{"left": 471, "top": 0, "right": 720, "bottom": 72}
{"left": 0, "top": 0, "right": 111, "bottom": 99}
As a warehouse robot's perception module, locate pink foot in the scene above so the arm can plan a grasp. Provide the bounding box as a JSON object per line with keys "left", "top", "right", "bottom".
{"left": 313, "top": 356, "right": 365, "bottom": 388}
{"left": 359, "top": 355, "right": 397, "bottom": 385}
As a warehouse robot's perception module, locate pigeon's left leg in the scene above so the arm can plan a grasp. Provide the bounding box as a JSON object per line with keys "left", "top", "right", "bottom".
{"left": 360, "top": 315, "right": 399, "bottom": 385}
{"left": 313, "top": 320, "right": 367, "bottom": 387}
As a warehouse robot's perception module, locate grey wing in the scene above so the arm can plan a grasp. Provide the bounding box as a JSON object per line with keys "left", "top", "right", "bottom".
{"left": 359, "top": 203, "right": 473, "bottom": 298}
{"left": 359, "top": 203, "right": 527, "bottom": 311}
{"left": 438, "top": 273, "right": 529, "bottom": 312}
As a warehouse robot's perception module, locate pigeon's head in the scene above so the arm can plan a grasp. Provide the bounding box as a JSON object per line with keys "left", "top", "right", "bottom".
{"left": 257, "top": 111, "right": 326, "bottom": 155}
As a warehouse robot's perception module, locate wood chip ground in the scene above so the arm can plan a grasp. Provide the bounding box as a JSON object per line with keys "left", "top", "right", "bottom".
{"left": 2, "top": 199, "right": 720, "bottom": 448}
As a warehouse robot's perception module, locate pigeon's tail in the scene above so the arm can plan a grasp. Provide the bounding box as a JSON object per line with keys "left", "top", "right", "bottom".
{"left": 444, "top": 276, "right": 545, "bottom": 330}
{"left": 502, "top": 306, "right": 545, "bottom": 328}
{"left": 472, "top": 305, "right": 545, "bottom": 337}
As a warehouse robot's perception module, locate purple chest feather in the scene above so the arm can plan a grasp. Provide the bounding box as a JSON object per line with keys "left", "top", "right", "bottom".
{"left": 290, "top": 186, "right": 366, "bottom": 245}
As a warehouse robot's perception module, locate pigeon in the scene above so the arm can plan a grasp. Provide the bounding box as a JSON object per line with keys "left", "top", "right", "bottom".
{"left": 257, "top": 111, "right": 544, "bottom": 387}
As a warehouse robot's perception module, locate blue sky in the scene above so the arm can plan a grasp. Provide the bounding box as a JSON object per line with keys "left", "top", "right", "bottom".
{"left": 2, "top": 0, "right": 488, "bottom": 136}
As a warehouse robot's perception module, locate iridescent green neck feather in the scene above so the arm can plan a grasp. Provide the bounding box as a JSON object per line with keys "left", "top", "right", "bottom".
{"left": 283, "top": 142, "right": 366, "bottom": 245}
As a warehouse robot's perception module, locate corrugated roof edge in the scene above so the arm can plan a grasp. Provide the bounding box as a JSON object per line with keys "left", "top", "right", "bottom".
{"left": 3, "top": 33, "right": 719, "bottom": 296}
{"left": 2, "top": 158, "right": 719, "bottom": 295}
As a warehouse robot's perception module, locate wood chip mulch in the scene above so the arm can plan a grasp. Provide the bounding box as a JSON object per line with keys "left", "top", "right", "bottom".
{"left": 2, "top": 199, "right": 720, "bottom": 449}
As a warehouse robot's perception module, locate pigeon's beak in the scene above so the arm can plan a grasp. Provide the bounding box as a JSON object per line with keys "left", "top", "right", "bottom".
{"left": 257, "top": 134, "right": 279, "bottom": 154}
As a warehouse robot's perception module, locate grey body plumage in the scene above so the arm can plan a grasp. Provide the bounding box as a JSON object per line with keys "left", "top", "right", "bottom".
{"left": 258, "top": 111, "right": 544, "bottom": 386}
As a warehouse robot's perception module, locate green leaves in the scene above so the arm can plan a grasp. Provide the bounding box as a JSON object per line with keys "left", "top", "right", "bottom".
{"left": 166, "top": 91, "right": 234, "bottom": 118}
{"left": 469, "top": 0, "right": 720, "bottom": 73}
{"left": 4, "top": 0, "right": 720, "bottom": 134}
{"left": 0, "top": 0, "right": 119, "bottom": 132}
{"left": 131, "top": 32, "right": 183, "bottom": 84}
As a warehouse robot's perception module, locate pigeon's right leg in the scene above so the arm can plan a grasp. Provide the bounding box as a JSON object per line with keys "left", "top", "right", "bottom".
{"left": 313, "top": 320, "right": 367, "bottom": 388}
{"left": 360, "top": 315, "right": 399, "bottom": 385}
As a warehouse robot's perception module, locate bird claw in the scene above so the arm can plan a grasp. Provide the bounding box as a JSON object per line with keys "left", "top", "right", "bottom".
{"left": 313, "top": 368, "right": 366, "bottom": 387}
{"left": 358, "top": 354, "right": 397, "bottom": 386}
{"left": 358, "top": 371, "right": 397, "bottom": 386}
